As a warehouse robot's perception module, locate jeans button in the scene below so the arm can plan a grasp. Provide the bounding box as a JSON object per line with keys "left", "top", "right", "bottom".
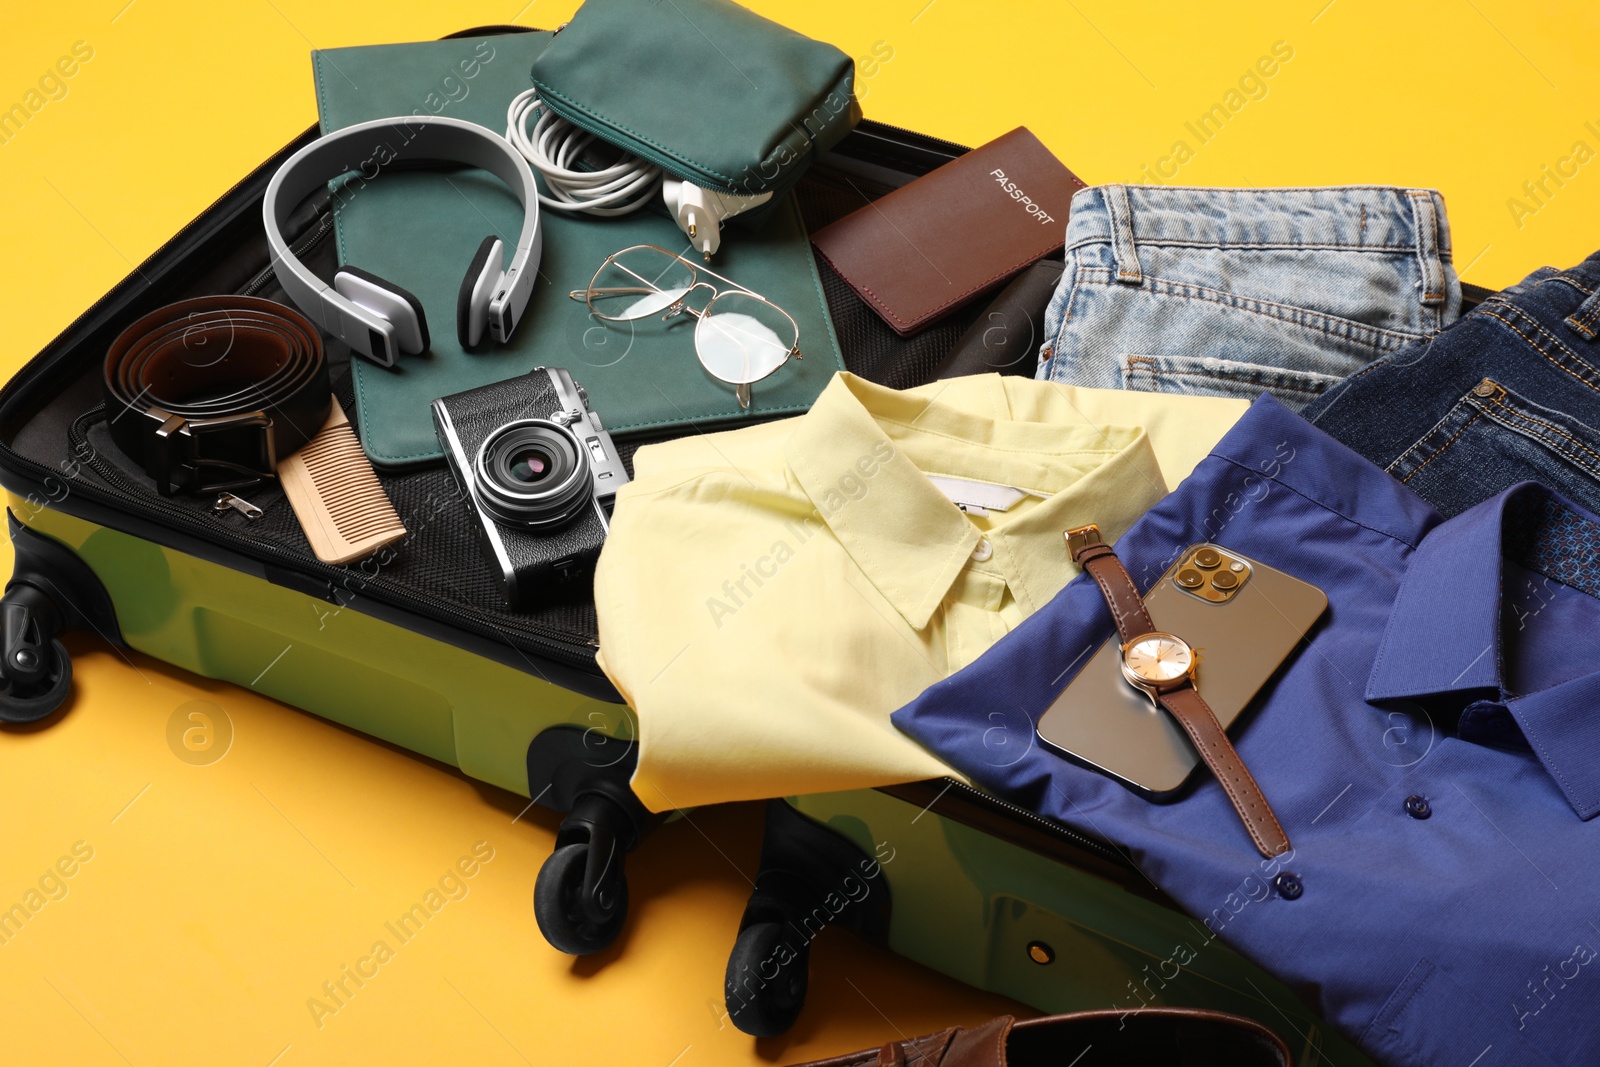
{"left": 1273, "top": 872, "right": 1303, "bottom": 900}
{"left": 1405, "top": 794, "right": 1432, "bottom": 819}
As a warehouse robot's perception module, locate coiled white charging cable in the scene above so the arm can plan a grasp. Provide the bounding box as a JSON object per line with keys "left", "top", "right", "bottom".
{"left": 505, "top": 87, "right": 661, "bottom": 216}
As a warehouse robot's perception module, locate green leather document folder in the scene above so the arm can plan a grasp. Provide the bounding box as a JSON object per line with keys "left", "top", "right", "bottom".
{"left": 313, "top": 31, "right": 845, "bottom": 468}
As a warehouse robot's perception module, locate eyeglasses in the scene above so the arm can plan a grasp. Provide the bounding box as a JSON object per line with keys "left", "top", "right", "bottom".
{"left": 569, "top": 244, "right": 801, "bottom": 410}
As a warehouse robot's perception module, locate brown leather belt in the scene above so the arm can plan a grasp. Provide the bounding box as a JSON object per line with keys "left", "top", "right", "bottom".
{"left": 103, "top": 296, "right": 332, "bottom": 496}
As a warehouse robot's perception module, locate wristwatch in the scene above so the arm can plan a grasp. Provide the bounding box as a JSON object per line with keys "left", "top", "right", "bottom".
{"left": 1066, "top": 524, "right": 1291, "bottom": 859}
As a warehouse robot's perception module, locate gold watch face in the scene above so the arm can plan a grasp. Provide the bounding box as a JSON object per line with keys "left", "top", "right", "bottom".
{"left": 1122, "top": 633, "right": 1195, "bottom": 686}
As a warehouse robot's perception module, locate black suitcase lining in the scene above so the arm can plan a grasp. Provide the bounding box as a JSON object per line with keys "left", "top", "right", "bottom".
{"left": 0, "top": 120, "right": 982, "bottom": 672}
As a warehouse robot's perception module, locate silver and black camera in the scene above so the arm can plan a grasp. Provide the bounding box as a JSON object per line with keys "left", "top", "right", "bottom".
{"left": 432, "top": 367, "right": 628, "bottom": 607}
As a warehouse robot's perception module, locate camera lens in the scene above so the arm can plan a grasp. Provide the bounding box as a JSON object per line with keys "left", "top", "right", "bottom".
{"left": 474, "top": 419, "right": 591, "bottom": 529}
{"left": 508, "top": 447, "right": 553, "bottom": 484}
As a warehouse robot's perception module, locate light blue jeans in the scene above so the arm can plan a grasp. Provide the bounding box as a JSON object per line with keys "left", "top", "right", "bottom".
{"left": 1036, "top": 185, "right": 1462, "bottom": 409}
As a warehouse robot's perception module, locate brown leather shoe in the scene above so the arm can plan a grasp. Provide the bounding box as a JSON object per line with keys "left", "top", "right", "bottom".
{"left": 788, "top": 1008, "right": 1292, "bottom": 1067}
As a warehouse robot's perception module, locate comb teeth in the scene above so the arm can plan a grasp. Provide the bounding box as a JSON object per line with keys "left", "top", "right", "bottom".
{"left": 279, "top": 404, "right": 407, "bottom": 565}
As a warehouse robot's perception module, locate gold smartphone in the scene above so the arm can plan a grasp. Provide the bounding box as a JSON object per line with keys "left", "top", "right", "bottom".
{"left": 1035, "top": 542, "right": 1328, "bottom": 798}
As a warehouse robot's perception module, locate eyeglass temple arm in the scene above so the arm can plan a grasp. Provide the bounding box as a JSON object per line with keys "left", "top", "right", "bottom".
{"left": 567, "top": 285, "right": 662, "bottom": 300}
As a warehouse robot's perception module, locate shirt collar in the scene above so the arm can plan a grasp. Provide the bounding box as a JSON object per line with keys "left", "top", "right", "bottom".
{"left": 1508, "top": 673, "right": 1600, "bottom": 820}
{"left": 1366, "top": 489, "right": 1515, "bottom": 703}
{"left": 783, "top": 373, "right": 1169, "bottom": 630}
{"left": 1368, "top": 482, "right": 1600, "bottom": 819}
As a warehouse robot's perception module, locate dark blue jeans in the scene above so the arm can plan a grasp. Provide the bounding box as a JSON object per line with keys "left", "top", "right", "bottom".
{"left": 1305, "top": 250, "right": 1600, "bottom": 518}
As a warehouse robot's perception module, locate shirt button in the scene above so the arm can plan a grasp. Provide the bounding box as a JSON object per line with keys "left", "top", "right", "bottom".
{"left": 1273, "top": 872, "right": 1303, "bottom": 900}
{"left": 1405, "top": 794, "right": 1432, "bottom": 820}
{"left": 971, "top": 538, "right": 993, "bottom": 562}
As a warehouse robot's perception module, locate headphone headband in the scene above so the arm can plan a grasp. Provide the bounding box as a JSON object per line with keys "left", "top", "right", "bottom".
{"left": 264, "top": 115, "right": 542, "bottom": 366}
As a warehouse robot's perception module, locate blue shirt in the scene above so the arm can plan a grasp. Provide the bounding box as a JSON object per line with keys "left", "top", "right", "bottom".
{"left": 893, "top": 396, "right": 1600, "bottom": 1067}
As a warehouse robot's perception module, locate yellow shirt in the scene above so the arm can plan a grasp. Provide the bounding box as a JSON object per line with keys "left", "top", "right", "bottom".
{"left": 594, "top": 373, "right": 1248, "bottom": 812}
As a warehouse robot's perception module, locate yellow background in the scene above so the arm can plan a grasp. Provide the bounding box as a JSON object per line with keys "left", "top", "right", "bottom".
{"left": 2, "top": 2, "right": 1598, "bottom": 1063}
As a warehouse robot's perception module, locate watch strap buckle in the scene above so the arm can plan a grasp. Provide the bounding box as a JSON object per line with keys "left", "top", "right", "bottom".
{"left": 1064, "top": 523, "right": 1103, "bottom": 562}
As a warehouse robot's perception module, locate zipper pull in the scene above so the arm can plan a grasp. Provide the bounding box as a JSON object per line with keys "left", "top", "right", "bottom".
{"left": 213, "top": 492, "right": 263, "bottom": 521}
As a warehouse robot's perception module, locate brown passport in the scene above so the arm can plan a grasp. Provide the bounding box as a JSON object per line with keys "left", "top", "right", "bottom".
{"left": 811, "top": 127, "right": 1085, "bottom": 336}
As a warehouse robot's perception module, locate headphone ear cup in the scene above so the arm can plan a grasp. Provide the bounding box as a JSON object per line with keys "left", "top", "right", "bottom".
{"left": 458, "top": 235, "right": 504, "bottom": 349}
{"left": 334, "top": 266, "right": 431, "bottom": 354}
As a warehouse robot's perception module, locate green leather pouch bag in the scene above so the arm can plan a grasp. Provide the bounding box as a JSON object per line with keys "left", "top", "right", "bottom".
{"left": 529, "top": 0, "right": 860, "bottom": 201}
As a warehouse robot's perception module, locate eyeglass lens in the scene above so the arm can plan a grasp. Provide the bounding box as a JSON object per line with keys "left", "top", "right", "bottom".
{"left": 588, "top": 247, "right": 696, "bottom": 321}
{"left": 696, "top": 291, "right": 796, "bottom": 385}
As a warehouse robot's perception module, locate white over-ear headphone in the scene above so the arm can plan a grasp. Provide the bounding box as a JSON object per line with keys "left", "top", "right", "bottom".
{"left": 264, "top": 115, "right": 542, "bottom": 368}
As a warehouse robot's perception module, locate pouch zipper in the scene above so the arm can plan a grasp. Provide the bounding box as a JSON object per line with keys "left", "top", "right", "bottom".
{"left": 532, "top": 90, "right": 739, "bottom": 193}
{"left": 534, "top": 98, "right": 975, "bottom": 195}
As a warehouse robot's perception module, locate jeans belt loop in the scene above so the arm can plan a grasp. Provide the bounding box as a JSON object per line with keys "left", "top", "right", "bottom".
{"left": 1104, "top": 184, "right": 1143, "bottom": 286}
{"left": 1565, "top": 286, "right": 1600, "bottom": 341}
{"left": 1407, "top": 189, "right": 1447, "bottom": 308}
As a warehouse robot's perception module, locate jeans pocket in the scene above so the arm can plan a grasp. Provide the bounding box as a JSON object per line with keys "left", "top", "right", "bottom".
{"left": 1387, "top": 380, "right": 1600, "bottom": 518}
{"left": 1119, "top": 353, "right": 1343, "bottom": 409}
{"left": 1361, "top": 958, "right": 1562, "bottom": 1067}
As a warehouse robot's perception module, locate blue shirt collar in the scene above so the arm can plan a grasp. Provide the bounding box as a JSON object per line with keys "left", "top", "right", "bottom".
{"left": 1509, "top": 673, "right": 1600, "bottom": 820}
{"left": 1365, "top": 489, "right": 1517, "bottom": 703}
{"left": 1369, "top": 482, "right": 1600, "bottom": 819}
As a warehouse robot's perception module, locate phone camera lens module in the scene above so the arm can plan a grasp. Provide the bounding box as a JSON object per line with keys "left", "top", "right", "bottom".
{"left": 1211, "top": 570, "right": 1239, "bottom": 590}
{"left": 1192, "top": 548, "right": 1222, "bottom": 569}
{"left": 1176, "top": 568, "right": 1204, "bottom": 589}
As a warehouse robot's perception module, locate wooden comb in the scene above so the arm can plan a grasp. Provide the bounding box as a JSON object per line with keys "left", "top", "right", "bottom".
{"left": 278, "top": 403, "right": 406, "bottom": 565}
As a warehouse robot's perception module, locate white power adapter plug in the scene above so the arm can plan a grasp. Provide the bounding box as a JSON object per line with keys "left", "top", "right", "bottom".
{"left": 662, "top": 180, "right": 774, "bottom": 261}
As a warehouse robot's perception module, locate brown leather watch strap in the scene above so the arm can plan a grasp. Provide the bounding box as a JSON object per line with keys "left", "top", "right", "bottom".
{"left": 1066, "top": 524, "right": 1291, "bottom": 860}
{"left": 1067, "top": 527, "right": 1155, "bottom": 642}
{"left": 1159, "top": 685, "right": 1291, "bottom": 858}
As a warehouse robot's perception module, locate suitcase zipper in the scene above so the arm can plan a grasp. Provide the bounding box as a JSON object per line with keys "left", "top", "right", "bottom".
{"left": 238, "top": 208, "right": 334, "bottom": 298}
{"left": 849, "top": 119, "right": 970, "bottom": 157}
{"left": 46, "top": 413, "right": 603, "bottom": 669}
{"left": 935, "top": 777, "right": 1129, "bottom": 866}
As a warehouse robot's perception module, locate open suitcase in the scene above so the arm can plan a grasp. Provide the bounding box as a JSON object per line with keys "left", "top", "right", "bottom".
{"left": 0, "top": 25, "right": 1376, "bottom": 1065}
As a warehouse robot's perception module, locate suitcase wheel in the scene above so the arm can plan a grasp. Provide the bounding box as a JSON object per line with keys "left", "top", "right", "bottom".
{"left": 723, "top": 801, "right": 895, "bottom": 1036}
{"left": 725, "top": 921, "right": 810, "bottom": 1038}
{"left": 1, "top": 515, "right": 123, "bottom": 725}
{"left": 525, "top": 725, "right": 663, "bottom": 955}
{"left": 0, "top": 634, "right": 71, "bottom": 725}
{"left": 533, "top": 840, "right": 629, "bottom": 955}
{"left": 0, "top": 576, "right": 74, "bottom": 725}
